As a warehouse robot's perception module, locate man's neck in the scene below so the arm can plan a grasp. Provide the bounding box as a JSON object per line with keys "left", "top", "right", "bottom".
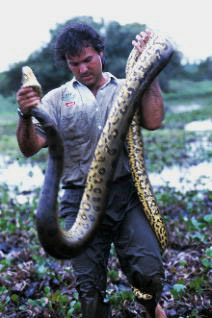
{"left": 89, "top": 73, "right": 108, "bottom": 96}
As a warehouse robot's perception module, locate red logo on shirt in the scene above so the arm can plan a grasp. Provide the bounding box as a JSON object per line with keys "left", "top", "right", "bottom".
{"left": 65, "top": 101, "right": 76, "bottom": 107}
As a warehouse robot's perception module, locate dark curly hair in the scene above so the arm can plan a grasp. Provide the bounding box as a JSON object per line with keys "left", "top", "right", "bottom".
{"left": 55, "top": 22, "right": 105, "bottom": 63}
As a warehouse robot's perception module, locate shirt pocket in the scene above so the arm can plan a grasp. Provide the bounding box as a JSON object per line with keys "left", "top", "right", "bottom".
{"left": 61, "top": 102, "right": 91, "bottom": 146}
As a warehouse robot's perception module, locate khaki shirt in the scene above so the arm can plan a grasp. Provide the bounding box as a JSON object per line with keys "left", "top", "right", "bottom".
{"left": 35, "top": 72, "right": 131, "bottom": 187}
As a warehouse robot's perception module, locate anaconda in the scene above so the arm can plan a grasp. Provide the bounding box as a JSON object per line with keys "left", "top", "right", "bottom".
{"left": 22, "top": 32, "right": 173, "bottom": 260}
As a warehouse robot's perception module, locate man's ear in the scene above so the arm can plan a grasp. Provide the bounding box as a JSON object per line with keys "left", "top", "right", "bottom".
{"left": 100, "top": 52, "right": 105, "bottom": 70}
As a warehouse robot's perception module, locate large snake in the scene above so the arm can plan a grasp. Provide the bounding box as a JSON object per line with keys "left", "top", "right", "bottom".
{"left": 22, "top": 32, "right": 173, "bottom": 262}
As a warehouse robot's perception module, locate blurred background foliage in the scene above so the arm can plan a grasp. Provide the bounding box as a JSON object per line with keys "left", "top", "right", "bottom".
{"left": 1, "top": 16, "right": 211, "bottom": 97}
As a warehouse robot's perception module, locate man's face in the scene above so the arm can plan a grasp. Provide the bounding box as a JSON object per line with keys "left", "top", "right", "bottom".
{"left": 66, "top": 47, "right": 103, "bottom": 88}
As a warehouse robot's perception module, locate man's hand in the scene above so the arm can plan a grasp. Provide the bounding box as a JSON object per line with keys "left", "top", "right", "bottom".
{"left": 131, "top": 30, "right": 164, "bottom": 130}
{"left": 132, "top": 30, "right": 152, "bottom": 53}
{"left": 16, "top": 86, "right": 41, "bottom": 117}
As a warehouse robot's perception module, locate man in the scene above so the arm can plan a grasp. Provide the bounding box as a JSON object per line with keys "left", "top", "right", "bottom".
{"left": 16, "top": 23, "right": 166, "bottom": 318}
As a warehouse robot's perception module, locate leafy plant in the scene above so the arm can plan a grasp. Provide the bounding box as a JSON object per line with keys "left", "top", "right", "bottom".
{"left": 109, "top": 290, "right": 134, "bottom": 307}
{"left": 170, "top": 283, "right": 186, "bottom": 300}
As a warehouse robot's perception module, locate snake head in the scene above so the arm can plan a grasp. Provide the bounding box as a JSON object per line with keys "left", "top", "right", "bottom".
{"left": 22, "top": 66, "right": 42, "bottom": 97}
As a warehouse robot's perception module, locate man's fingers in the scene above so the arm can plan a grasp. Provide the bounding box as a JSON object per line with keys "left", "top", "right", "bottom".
{"left": 132, "top": 30, "right": 153, "bottom": 53}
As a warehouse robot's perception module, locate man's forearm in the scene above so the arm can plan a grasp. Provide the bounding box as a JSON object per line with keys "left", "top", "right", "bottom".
{"left": 16, "top": 117, "right": 46, "bottom": 157}
{"left": 139, "top": 79, "right": 164, "bottom": 130}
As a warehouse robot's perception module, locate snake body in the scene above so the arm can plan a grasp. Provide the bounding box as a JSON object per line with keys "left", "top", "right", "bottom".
{"left": 22, "top": 32, "right": 173, "bottom": 260}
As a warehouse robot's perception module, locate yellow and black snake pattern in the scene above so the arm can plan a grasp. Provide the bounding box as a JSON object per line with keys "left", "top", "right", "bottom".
{"left": 22, "top": 32, "right": 173, "bottom": 261}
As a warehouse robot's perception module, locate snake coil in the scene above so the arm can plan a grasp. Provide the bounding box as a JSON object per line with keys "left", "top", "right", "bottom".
{"left": 22, "top": 32, "right": 173, "bottom": 260}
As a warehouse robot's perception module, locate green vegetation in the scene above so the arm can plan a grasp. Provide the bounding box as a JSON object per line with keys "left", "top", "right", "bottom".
{"left": 0, "top": 94, "right": 19, "bottom": 157}
{"left": 143, "top": 93, "right": 212, "bottom": 174}
{"left": 0, "top": 178, "right": 211, "bottom": 317}
{"left": 0, "top": 94, "right": 48, "bottom": 162}
{"left": 165, "top": 79, "right": 212, "bottom": 99}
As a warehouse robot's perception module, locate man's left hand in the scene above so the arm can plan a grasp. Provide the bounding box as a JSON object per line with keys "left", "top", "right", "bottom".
{"left": 132, "top": 30, "right": 152, "bottom": 53}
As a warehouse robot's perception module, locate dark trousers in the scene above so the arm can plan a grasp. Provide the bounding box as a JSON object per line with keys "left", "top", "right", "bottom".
{"left": 60, "top": 176, "right": 164, "bottom": 315}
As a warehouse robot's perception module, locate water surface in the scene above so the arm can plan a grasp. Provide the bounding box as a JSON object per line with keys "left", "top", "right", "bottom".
{"left": 1, "top": 116, "right": 212, "bottom": 196}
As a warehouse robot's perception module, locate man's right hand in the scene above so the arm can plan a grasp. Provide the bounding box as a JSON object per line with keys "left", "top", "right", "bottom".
{"left": 16, "top": 86, "right": 41, "bottom": 117}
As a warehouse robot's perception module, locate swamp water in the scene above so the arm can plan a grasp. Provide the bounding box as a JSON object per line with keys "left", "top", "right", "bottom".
{"left": 1, "top": 154, "right": 211, "bottom": 199}
{"left": 150, "top": 118, "right": 212, "bottom": 192}
{"left": 0, "top": 114, "right": 212, "bottom": 198}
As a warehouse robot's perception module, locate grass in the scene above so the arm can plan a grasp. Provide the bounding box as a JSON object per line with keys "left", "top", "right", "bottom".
{"left": 164, "top": 95, "right": 212, "bottom": 125}
{"left": 0, "top": 94, "right": 20, "bottom": 157}
{"left": 0, "top": 94, "right": 48, "bottom": 161}
{"left": 141, "top": 94, "right": 212, "bottom": 173}
{"left": 165, "top": 79, "right": 212, "bottom": 99}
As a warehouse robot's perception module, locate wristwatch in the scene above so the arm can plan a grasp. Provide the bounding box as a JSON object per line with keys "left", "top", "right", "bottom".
{"left": 17, "top": 108, "right": 32, "bottom": 120}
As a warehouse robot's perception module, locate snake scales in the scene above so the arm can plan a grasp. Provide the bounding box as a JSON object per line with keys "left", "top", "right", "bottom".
{"left": 22, "top": 32, "right": 173, "bottom": 261}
